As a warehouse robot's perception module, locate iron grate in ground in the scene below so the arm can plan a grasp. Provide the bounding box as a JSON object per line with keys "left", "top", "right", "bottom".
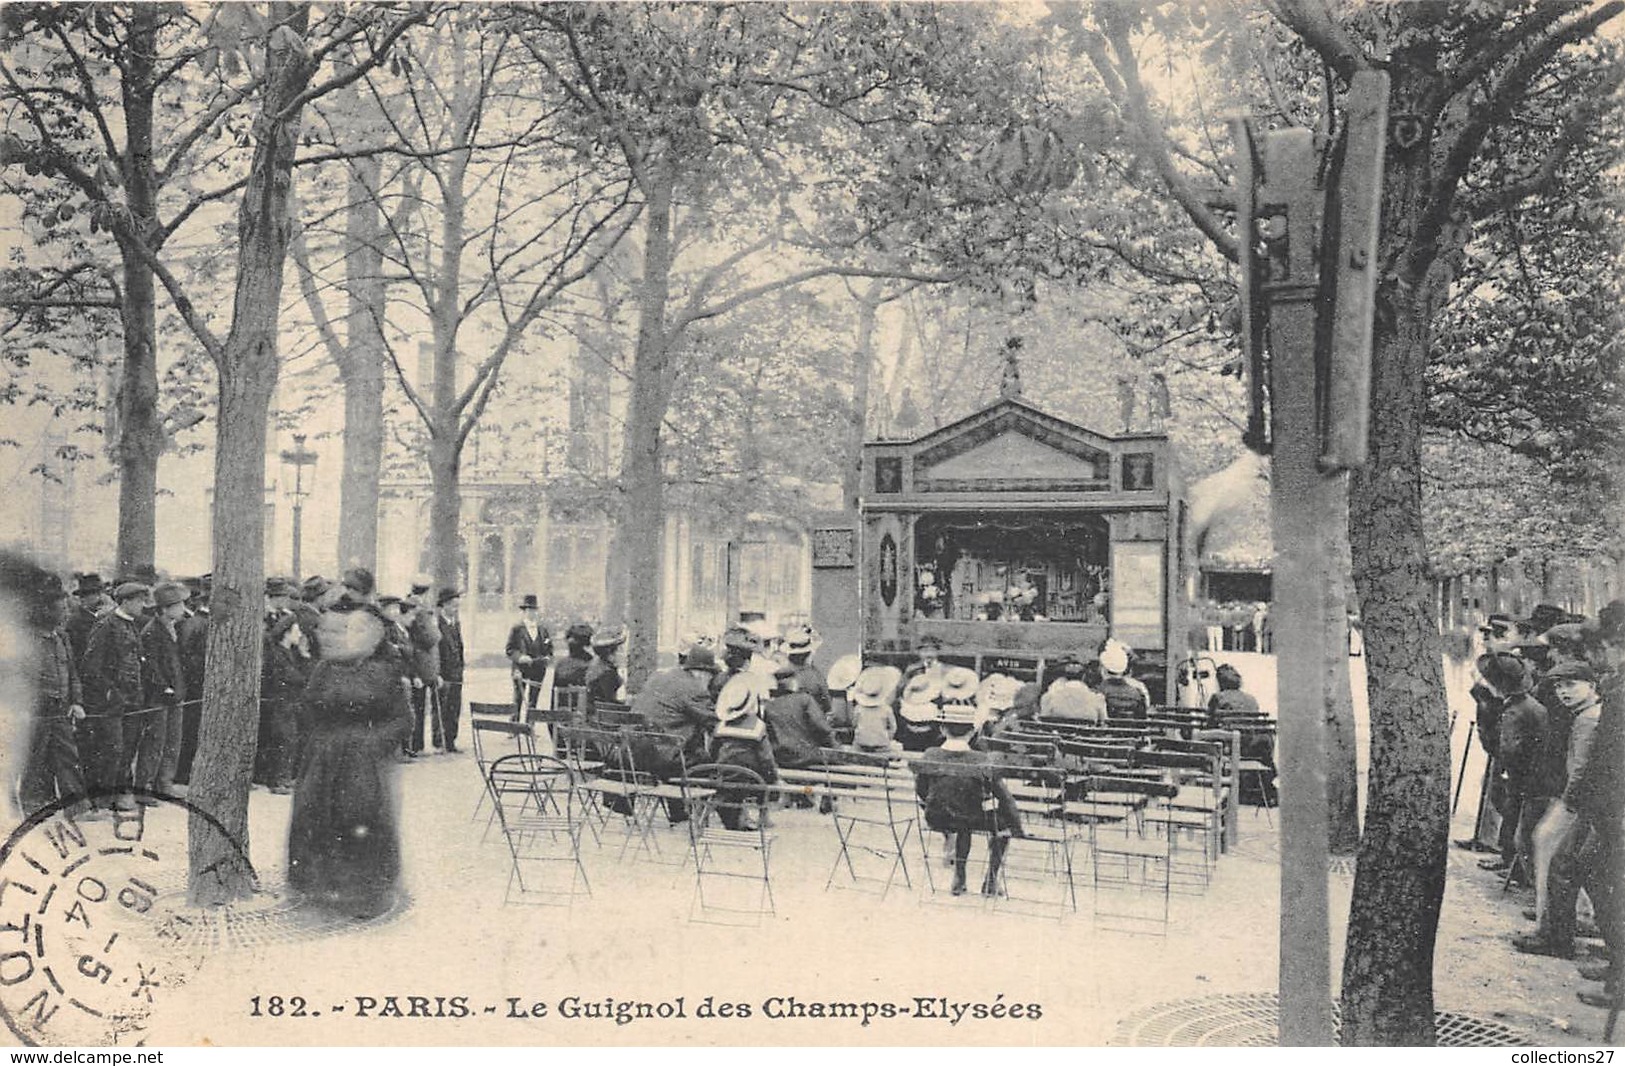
{"left": 149, "top": 867, "right": 410, "bottom": 951}
{"left": 1113, "top": 992, "right": 1534, "bottom": 1047}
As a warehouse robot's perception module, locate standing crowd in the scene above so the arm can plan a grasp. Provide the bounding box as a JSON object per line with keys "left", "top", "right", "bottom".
{"left": 1465, "top": 602, "right": 1625, "bottom": 1015}
{"left": 16, "top": 565, "right": 469, "bottom": 819}
{"left": 7, "top": 559, "right": 468, "bottom": 919}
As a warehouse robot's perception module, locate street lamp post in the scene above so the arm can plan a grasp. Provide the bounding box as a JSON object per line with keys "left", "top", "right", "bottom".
{"left": 279, "top": 434, "right": 318, "bottom": 580}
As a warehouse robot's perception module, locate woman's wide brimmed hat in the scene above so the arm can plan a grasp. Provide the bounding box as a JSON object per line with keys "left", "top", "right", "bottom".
{"left": 976, "top": 673, "right": 1022, "bottom": 713}
{"left": 716, "top": 673, "right": 768, "bottom": 722}
{"left": 784, "top": 624, "right": 818, "bottom": 654}
{"left": 826, "top": 653, "right": 863, "bottom": 693}
{"left": 898, "top": 673, "right": 942, "bottom": 722}
{"left": 939, "top": 665, "right": 981, "bottom": 705}
{"left": 851, "top": 666, "right": 894, "bottom": 708}
{"left": 1100, "top": 639, "right": 1131, "bottom": 676}
{"left": 591, "top": 625, "right": 626, "bottom": 650}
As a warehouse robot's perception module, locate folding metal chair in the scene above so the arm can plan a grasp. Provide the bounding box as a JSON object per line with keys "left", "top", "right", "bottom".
{"left": 470, "top": 717, "right": 537, "bottom": 833}
{"left": 470, "top": 699, "right": 518, "bottom": 723}
{"left": 1133, "top": 746, "right": 1224, "bottom": 887}
{"left": 992, "top": 759, "right": 1078, "bottom": 915}
{"left": 554, "top": 723, "right": 621, "bottom": 847}
{"left": 551, "top": 685, "right": 588, "bottom": 722}
{"left": 813, "top": 748, "right": 917, "bottom": 899}
{"left": 487, "top": 754, "right": 590, "bottom": 906}
{"left": 617, "top": 728, "right": 700, "bottom": 865}
{"left": 680, "top": 763, "right": 774, "bottom": 926}
{"left": 1086, "top": 774, "right": 1180, "bottom": 934}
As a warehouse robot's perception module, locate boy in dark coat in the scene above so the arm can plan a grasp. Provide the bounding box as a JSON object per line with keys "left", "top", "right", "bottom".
{"left": 1478, "top": 652, "right": 1553, "bottom": 884}
{"left": 175, "top": 575, "right": 210, "bottom": 785}
{"left": 914, "top": 713, "right": 1025, "bottom": 896}
{"left": 763, "top": 663, "right": 833, "bottom": 770}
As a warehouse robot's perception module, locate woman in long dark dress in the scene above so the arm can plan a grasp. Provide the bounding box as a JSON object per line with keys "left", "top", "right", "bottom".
{"left": 287, "top": 602, "right": 413, "bottom": 918}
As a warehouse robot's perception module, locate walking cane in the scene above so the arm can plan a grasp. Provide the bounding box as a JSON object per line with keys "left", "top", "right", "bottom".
{"left": 1451, "top": 718, "right": 1476, "bottom": 814}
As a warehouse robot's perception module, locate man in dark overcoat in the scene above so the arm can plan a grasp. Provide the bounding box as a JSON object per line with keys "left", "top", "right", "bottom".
{"left": 20, "top": 573, "right": 88, "bottom": 817}
{"left": 79, "top": 582, "right": 151, "bottom": 811}
{"left": 139, "top": 581, "right": 191, "bottom": 801}
{"left": 436, "top": 588, "right": 465, "bottom": 753}
{"left": 505, "top": 594, "right": 552, "bottom": 715}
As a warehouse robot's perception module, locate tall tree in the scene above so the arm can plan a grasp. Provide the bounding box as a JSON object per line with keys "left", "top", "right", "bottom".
{"left": 297, "top": 14, "right": 638, "bottom": 604}
{"left": 4, "top": 0, "right": 430, "bottom": 901}
{"left": 1062, "top": 0, "right": 1624, "bottom": 1043}
{"left": 0, "top": 4, "right": 264, "bottom": 577}
{"left": 289, "top": 75, "right": 393, "bottom": 575}
{"left": 512, "top": 3, "right": 1064, "bottom": 686}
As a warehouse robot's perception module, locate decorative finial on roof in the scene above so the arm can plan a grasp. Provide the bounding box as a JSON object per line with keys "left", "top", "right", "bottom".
{"left": 999, "top": 336, "right": 1023, "bottom": 401}
{"left": 893, "top": 387, "right": 921, "bottom": 435}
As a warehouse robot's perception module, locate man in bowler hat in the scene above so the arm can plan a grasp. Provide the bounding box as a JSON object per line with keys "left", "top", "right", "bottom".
{"left": 139, "top": 581, "right": 192, "bottom": 802}
{"left": 436, "top": 588, "right": 465, "bottom": 753}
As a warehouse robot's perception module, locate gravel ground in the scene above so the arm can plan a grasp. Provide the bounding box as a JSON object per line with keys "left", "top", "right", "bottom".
{"left": 106, "top": 666, "right": 1617, "bottom": 1047}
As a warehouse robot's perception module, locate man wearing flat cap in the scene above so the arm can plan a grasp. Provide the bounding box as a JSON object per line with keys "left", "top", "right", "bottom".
{"left": 1518, "top": 660, "right": 1606, "bottom": 958}
{"left": 139, "top": 582, "right": 191, "bottom": 802}
{"left": 340, "top": 566, "right": 376, "bottom": 604}
{"left": 505, "top": 594, "right": 552, "bottom": 716}
{"left": 79, "top": 582, "right": 153, "bottom": 811}
{"left": 265, "top": 576, "right": 297, "bottom": 623}
{"left": 292, "top": 576, "right": 329, "bottom": 657}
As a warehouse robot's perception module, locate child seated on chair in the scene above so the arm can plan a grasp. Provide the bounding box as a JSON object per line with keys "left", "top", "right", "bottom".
{"left": 914, "top": 710, "right": 1025, "bottom": 896}
{"left": 849, "top": 666, "right": 900, "bottom": 754}
{"left": 714, "top": 673, "right": 778, "bottom": 830}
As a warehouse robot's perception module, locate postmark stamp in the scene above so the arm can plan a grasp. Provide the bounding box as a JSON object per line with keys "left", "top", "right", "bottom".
{"left": 0, "top": 791, "right": 254, "bottom": 1046}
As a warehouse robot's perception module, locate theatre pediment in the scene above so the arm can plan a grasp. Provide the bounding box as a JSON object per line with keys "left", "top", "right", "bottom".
{"left": 922, "top": 430, "right": 1103, "bottom": 481}
{"left": 913, "top": 412, "right": 1111, "bottom": 491}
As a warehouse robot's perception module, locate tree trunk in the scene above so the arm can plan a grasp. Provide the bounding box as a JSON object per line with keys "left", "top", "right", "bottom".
{"left": 1323, "top": 481, "right": 1361, "bottom": 855}
{"left": 619, "top": 163, "right": 676, "bottom": 690}
{"left": 112, "top": 7, "right": 162, "bottom": 580}
{"left": 844, "top": 285, "right": 881, "bottom": 508}
{"left": 113, "top": 253, "right": 161, "bottom": 580}
{"left": 1340, "top": 108, "right": 1451, "bottom": 1042}
{"left": 189, "top": 9, "right": 316, "bottom": 905}
{"left": 428, "top": 434, "right": 461, "bottom": 595}
{"left": 336, "top": 149, "right": 386, "bottom": 572}
{"left": 424, "top": 141, "right": 468, "bottom": 600}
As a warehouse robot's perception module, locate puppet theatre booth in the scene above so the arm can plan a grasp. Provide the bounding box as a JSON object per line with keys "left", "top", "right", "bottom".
{"left": 854, "top": 395, "right": 1188, "bottom": 700}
